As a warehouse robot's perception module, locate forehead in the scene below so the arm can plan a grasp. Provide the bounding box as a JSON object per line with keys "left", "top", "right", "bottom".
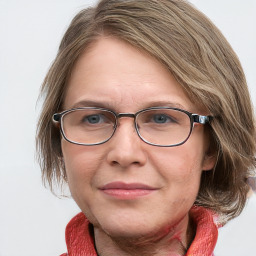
{"left": 64, "top": 37, "right": 197, "bottom": 113}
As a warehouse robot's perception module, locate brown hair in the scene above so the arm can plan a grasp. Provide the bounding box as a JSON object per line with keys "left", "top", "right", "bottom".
{"left": 37, "top": 0, "right": 256, "bottom": 221}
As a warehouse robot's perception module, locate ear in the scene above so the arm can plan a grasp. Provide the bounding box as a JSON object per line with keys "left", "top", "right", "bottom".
{"left": 202, "top": 153, "right": 217, "bottom": 171}
{"left": 202, "top": 126, "right": 218, "bottom": 171}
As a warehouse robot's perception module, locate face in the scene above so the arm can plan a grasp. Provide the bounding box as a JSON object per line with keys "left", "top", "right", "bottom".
{"left": 62, "top": 37, "right": 215, "bottom": 239}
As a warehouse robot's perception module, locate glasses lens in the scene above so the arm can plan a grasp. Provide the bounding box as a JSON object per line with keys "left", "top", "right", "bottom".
{"left": 62, "top": 109, "right": 116, "bottom": 145}
{"left": 136, "top": 109, "right": 191, "bottom": 146}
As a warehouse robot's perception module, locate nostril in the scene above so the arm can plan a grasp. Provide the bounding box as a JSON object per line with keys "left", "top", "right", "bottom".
{"left": 111, "top": 160, "right": 119, "bottom": 166}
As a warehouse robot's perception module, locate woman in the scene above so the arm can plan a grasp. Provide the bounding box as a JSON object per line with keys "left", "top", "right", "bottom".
{"left": 37, "top": 0, "right": 256, "bottom": 255}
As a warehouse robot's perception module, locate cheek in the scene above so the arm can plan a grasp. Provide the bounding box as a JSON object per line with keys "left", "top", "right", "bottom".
{"left": 153, "top": 145, "right": 204, "bottom": 180}
{"left": 61, "top": 141, "right": 104, "bottom": 189}
{"left": 150, "top": 142, "right": 205, "bottom": 205}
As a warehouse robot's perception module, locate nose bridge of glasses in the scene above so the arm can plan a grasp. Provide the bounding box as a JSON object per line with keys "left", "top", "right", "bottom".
{"left": 115, "top": 113, "right": 137, "bottom": 131}
{"left": 117, "top": 113, "right": 136, "bottom": 119}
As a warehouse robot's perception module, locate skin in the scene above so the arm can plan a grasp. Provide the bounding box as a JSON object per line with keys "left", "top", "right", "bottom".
{"left": 61, "top": 37, "right": 216, "bottom": 256}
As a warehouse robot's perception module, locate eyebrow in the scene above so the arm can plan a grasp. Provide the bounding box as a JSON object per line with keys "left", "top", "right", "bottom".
{"left": 70, "top": 100, "right": 187, "bottom": 112}
{"left": 71, "top": 100, "right": 113, "bottom": 109}
{"left": 144, "top": 101, "right": 187, "bottom": 110}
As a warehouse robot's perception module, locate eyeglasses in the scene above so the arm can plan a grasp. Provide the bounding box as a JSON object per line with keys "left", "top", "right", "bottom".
{"left": 52, "top": 107, "right": 212, "bottom": 147}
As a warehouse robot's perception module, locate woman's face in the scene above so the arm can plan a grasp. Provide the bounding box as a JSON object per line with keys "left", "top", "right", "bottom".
{"left": 62, "top": 37, "right": 215, "bottom": 238}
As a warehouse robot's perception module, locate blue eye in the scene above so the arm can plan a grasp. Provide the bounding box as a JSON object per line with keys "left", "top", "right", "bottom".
{"left": 86, "top": 115, "right": 102, "bottom": 124}
{"left": 81, "top": 114, "right": 105, "bottom": 125}
{"left": 153, "top": 114, "right": 171, "bottom": 123}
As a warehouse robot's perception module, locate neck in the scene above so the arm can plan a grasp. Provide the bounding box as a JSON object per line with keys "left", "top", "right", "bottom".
{"left": 94, "top": 214, "right": 195, "bottom": 256}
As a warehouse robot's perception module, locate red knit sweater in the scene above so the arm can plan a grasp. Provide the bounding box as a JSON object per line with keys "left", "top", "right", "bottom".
{"left": 60, "top": 206, "right": 218, "bottom": 256}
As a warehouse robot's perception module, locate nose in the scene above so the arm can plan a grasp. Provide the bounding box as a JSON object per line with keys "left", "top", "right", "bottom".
{"left": 106, "top": 119, "right": 147, "bottom": 168}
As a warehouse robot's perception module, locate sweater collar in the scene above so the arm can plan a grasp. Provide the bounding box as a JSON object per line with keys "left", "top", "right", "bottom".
{"left": 64, "top": 206, "right": 218, "bottom": 256}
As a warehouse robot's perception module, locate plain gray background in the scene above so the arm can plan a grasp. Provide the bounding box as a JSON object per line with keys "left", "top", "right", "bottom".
{"left": 0, "top": 0, "right": 255, "bottom": 255}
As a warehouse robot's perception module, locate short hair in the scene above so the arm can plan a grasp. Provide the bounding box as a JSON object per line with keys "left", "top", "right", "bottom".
{"left": 37, "top": 0, "right": 256, "bottom": 222}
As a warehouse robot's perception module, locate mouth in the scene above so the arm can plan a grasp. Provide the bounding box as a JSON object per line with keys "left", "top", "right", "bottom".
{"left": 99, "top": 182, "right": 157, "bottom": 200}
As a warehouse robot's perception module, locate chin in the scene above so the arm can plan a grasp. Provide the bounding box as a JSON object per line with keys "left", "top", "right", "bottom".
{"left": 92, "top": 209, "right": 174, "bottom": 240}
{"left": 103, "top": 225, "right": 158, "bottom": 241}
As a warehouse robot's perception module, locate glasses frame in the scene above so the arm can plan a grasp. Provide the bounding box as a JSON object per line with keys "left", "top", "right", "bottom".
{"left": 52, "top": 106, "right": 213, "bottom": 147}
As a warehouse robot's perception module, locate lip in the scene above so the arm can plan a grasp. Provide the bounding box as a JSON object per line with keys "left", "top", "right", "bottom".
{"left": 99, "top": 182, "right": 157, "bottom": 200}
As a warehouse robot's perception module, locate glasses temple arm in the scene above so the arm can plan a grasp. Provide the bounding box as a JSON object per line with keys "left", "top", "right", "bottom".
{"left": 192, "top": 114, "right": 213, "bottom": 124}
{"left": 52, "top": 113, "right": 61, "bottom": 122}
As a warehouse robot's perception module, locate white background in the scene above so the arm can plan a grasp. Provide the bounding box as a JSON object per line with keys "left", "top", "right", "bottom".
{"left": 0, "top": 0, "right": 255, "bottom": 255}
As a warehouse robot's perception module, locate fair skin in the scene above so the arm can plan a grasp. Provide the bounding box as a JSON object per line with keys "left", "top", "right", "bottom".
{"left": 61, "top": 37, "right": 215, "bottom": 256}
